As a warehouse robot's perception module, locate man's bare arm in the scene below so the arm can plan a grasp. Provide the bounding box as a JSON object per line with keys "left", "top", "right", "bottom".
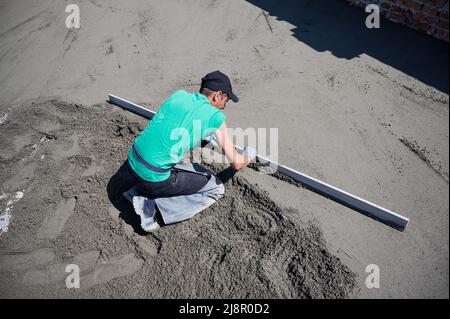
{"left": 215, "top": 121, "right": 250, "bottom": 170}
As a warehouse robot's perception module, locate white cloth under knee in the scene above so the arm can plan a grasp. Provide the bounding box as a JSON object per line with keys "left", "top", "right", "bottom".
{"left": 155, "top": 163, "right": 225, "bottom": 224}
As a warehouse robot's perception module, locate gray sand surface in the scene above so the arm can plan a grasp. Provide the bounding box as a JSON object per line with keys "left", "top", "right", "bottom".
{"left": 0, "top": 100, "right": 356, "bottom": 298}
{"left": 0, "top": 0, "right": 448, "bottom": 298}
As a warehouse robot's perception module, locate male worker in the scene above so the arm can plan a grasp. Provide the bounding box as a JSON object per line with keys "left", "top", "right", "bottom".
{"left": 124, "top": 71, "right": 256, "bottom": 232}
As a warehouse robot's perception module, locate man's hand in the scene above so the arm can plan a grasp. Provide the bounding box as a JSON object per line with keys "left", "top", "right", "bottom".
{"left": 242, "top": 146, "right": 257, "bottom": 162}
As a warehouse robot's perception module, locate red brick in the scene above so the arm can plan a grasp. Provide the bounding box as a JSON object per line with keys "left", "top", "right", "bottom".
{"left": 439, "top": 18, "right": 449, "bottom": 29}
{"left": 398, "top": 0, "right": 422, "bottom": 10}
{"left": 399, "top": 0, "right": 410, "bottom": 8}
{"left": 344, "top": 0, "right": 449, "bottom": 42}
{"left": 416, "top": 22, "right": 433, "bottom": 33}
{"left": 426, "top": 15, "right": 440, "bottom": 25}
{"left": 439, "top": 11, "right": 449, "bottom": 19}
{"left": 403, "top": 8, "right": 414, "bottom": 19}
{"left": 413, "top": 11, "right": 426, "bottom": 22}
{"left": 409, "top": 0, "right": 423, "bottom": 10}
{"left": 388, "top": 12, "right": 407, "bottom": 23}
{"left": 423, "top": 4, "right": 439, "bottom": 16}
{"left": 391, "top": 5, "right": 404, "bottom": 13}
{"left": 431, "top": 0, "right": 448, "bottom": 7}
{"left": 382, "top": 3, "right": 392, "bottom": 10}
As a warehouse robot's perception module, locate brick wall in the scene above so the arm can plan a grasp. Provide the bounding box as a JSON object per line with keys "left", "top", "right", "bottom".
{"left": 346, "top": 0, "right": 449, "bottom": 41}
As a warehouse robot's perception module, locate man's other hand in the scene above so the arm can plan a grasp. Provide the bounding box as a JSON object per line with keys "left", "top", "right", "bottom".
{"left": 242, "top": 146, "right": 257, "bottom": 162}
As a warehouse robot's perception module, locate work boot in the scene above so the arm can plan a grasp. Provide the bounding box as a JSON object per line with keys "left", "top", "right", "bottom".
{"left": 132, "top": 196, "right": 160, "bottom": 232}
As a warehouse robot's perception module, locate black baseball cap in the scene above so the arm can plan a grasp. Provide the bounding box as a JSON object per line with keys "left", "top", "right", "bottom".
{"left": 200, "top": 70, "right": 239, "bottom": 103}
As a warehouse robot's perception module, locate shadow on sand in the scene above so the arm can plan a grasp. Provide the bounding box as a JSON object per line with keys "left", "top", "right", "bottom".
{"left": 246, "top": 0, "right": 449, "bottom": 93}
{"left": 107, "top": 161, "right": 148, "bottom": 236}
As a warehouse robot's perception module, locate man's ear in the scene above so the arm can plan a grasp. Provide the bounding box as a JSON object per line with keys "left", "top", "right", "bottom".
{"left": 216, "top": 91, "right": 225, "bottom": 102}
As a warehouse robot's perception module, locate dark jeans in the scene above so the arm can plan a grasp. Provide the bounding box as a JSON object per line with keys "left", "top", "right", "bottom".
{"left": 125, "top": 160, "right": 210, "bottom": 199}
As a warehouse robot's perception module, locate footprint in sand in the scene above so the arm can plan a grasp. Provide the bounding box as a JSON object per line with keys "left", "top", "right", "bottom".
{"left": 20, "top": 250, "right": 99, "bottom": 286}
{"left": 6, "top": 250, "right": 142, "bottom": 290}
{"left": 0, "top": 248, "right": 55, "bottom": 273}
{"left": 108, "top": 206, "right": 158, "bottom": 256}
{"left": 37, "top": 197, "right": 76, "bottom": 239}
{"left": 79, "top": 253, "right": 143, "bottom": 290}
{"left": 136, "top": 236, "right": 158, "bottom": 256}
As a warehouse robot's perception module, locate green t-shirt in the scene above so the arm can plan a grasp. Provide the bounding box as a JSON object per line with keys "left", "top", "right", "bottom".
{"left": 128, "top": 90, "right": 226, "bottom": 182}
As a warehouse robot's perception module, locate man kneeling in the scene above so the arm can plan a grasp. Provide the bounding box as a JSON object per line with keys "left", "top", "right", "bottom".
{"left": 123, "top": 71, "right": 255, "bottom": 232}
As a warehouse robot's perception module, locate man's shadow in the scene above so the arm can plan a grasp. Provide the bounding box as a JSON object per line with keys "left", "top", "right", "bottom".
{"left": 107, "top": 161, "right": 238, "bottom": 235}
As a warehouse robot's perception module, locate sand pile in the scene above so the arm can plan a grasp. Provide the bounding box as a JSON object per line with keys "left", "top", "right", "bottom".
{"left": 0, "top": 100, "right": 356, "bottom": 298}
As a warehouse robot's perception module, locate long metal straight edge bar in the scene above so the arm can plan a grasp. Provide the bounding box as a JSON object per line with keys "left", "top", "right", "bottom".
{"left": 108, "top": 94, "right": 410, "bottom": 231}
{"left": 109, "top": 94, "right": 157, "bottom": 119}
